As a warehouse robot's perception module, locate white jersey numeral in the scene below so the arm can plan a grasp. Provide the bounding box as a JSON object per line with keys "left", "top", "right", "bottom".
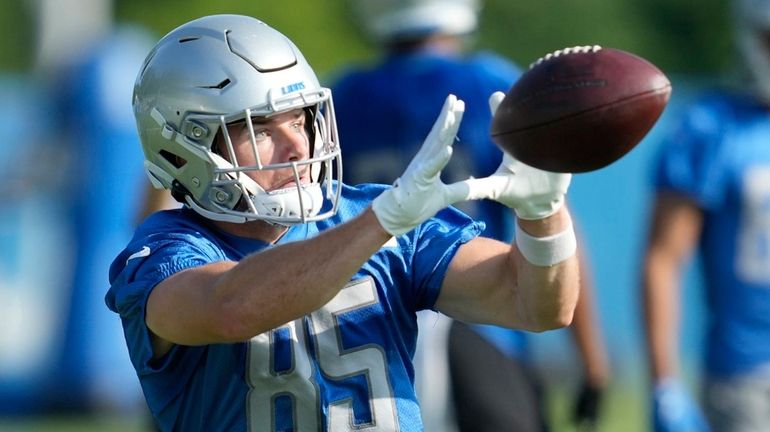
{"left": 736, "top": 165, "right": 770, "bottom": 283}
{"left": 309, "top": 278, "right": 398, "bottom": 431}
{"left": 246, "top": 278, "right": 398, "bottom": 431}
{"left": 247, "top": 320, "right": 319, "bottom": 432}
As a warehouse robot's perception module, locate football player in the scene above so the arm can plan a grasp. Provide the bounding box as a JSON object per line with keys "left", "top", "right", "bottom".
{"left": 106, "top": 14, "right": 579, "bottom": 431}
{"left": 643, "top": 0, "right": 770, "bottom": 430}
{"left": 333, "top": 1, "right": 609, "bottom": 430}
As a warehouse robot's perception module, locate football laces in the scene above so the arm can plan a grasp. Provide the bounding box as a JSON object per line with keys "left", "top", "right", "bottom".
{"left": 529, "top": 45, "right": 602, "bottom": 69}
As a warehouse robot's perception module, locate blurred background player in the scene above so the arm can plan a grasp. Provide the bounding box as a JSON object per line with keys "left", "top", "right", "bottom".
{"left": 642, "top": 0, "right": 770, "bottom": 430}
{"left": 331, "top": 1, "right": 610, "bottom": 430}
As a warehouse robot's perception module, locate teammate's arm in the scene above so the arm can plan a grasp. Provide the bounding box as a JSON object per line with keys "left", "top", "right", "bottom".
{"left": 643, "top": 191, "right": 702, "bottom": 382}
{"left": 570, "top": 244, "right": 610, "bottom": 427}
{"left": 643, "top": 190, "right": 710, "bottom": 431}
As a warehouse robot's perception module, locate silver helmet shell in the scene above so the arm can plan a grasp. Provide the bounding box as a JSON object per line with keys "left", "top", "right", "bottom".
{"left": 133, "top": 14, "right": 341, "bottom": 224}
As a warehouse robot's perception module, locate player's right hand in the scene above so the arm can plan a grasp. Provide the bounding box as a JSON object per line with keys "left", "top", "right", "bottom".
{"left": 372, "top": 94, "right": 470, "bottom": 236}
{"left": 652, "top": 379, "right": 711, "bottom": 432}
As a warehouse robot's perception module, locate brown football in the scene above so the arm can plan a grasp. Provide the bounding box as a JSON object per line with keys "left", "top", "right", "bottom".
{"left": 491, "top": 46, "right": 672, "bottom": 173}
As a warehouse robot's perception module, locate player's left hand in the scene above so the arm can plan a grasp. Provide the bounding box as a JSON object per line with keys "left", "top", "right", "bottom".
{"left": 573, "top": 381, "right": 604, "bottom": 431}
{"left": 372, "top": 94, "right": 471, "bottom": 236}
{"left": 457, "top": 91, "right": 572, "bottom": 220}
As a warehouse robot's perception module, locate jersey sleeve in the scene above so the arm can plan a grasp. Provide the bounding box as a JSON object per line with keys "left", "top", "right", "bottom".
{"left": 409, "top": 207, "right": 485, "bottom": 311}
{"left": 654, "top": 96, "right": 732, "bottom": 209}
{"left": 106, "top": 232, "right": 226, "bottom": 407}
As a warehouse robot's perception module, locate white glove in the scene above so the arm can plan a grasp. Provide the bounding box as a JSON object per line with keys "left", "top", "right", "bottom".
{"left": 460, "top": 92, "right": 572, "bottom": 220}
{"left": 372, "top": 94, "right": 471, "bottom": 236}
{"left": 372, "top": 92, "right": 571, "bottom": 236}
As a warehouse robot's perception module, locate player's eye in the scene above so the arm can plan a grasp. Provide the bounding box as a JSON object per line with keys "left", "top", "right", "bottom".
{"left": 253, "top": 129, "right": 269, "bottom": 142}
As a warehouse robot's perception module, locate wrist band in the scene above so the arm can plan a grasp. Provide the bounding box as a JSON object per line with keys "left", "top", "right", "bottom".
{"left": 515, "top": 218, "right": 577, "bottom": 266}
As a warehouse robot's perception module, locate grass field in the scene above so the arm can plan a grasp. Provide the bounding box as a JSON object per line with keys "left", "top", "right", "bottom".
{"left": 0, "top": 381, "right": 649, "bottom": 432}
{"left": 546, "top": 381, "right": 648, "bottom": 432}
{"left": 0, "top": 415, "right": 149, "bottom": 432}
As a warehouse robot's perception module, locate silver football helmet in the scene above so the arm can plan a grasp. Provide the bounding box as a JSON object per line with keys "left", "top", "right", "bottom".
{"left": 133, "top": 14, "right": 342, "bottom": 225}
{"left": 734, "top": 0, "right": 770, "bottom": 103}
{"left": 349, "top": 0, "right": 481, "bottom": 44}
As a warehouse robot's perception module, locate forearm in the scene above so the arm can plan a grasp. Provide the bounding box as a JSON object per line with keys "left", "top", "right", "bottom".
{"left": 212, "top": 208, "right": 391, "bottom": 339}
{"left": 438, "top": 206, "right": 579, "bottom": 330}
{"left": 513, "top": 206, "right": 580, "bottom": 331}
{"left": 643, "top": 251, "right": 681, "bottom": 380}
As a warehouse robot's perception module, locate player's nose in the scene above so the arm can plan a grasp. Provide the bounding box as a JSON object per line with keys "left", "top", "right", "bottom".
{"left": 276, "top": 126, "right": 309, "bottom": 162}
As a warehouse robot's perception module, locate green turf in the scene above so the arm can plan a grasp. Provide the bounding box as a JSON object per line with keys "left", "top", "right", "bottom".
{"left": 0, "top": 380, "right": 649, "bottom": 432}
{"left": 546, "top": 381, "right": 648, "bottom": 432}
{"left": 0, "top": 415, "right": 150, "bottom": 432}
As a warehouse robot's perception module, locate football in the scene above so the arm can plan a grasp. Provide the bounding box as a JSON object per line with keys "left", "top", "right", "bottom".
{"left": 490, "top": 45, "right": 672, "bottom": 173}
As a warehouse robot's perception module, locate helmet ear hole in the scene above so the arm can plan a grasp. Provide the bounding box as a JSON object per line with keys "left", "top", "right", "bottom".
{"left": 170, "top": 180, "right": 191, "bottom": 204}
{"left": 159, "top": 150, "right": 187, "bottom": 169}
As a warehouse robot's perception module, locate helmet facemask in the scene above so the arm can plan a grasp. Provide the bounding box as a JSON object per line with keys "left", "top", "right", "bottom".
{"left": 182, "top": 92, "right": 342, "bottom": 225}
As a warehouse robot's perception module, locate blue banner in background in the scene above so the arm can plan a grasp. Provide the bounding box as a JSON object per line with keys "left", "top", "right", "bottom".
{"left": 0, "top": 26, "right": 155, "bottom": 416}
{"left": 0, "top": 77, "right": 73, "bottom": 412}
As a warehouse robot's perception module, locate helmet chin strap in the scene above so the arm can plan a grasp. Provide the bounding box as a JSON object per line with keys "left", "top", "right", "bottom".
{"left": 198, "top": 149, "right": 324, "bottom": 224}
{"left": 251, "top": 182, "right": 325, "bottom": 226}
{"left": 187, "top": 175, "right": 325, "bottom": 225}
{"left": 231, "top": 163, "right": 324, "bottom": 222}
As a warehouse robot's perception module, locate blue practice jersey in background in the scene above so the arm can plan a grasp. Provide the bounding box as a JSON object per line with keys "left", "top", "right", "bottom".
{"left": 331, "top": 49, "right": 528, "bottom": 358}
{"left": 106, "top": 183, "right": 482, "bottom": 432}
{"left": 654, "top": 89, "right": 770, "bottom": 377}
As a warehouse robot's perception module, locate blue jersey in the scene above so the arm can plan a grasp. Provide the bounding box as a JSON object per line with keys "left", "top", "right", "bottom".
{"left": 654, "top": 89, "right": 770, "bottom": 376}
{"left": 331, "top": 49, "right": 528, "bottom": 358}
{"left": 106, "top": 183, "right": 483, "bottom": 432}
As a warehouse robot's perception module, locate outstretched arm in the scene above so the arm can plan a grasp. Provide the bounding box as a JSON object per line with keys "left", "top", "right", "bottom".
{"left": 435, "top": 91, "right": 580, "bottom": 332}
{"left": 147, "top": 208, "right": 392, "bottom": 356}
{"left": 147, "top": 94, "right": 469, "bottom": 358}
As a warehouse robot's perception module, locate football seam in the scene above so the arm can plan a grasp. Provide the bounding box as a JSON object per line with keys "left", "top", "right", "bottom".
{"left": 492, "top": 85, "right": 671, "bottom": 137}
